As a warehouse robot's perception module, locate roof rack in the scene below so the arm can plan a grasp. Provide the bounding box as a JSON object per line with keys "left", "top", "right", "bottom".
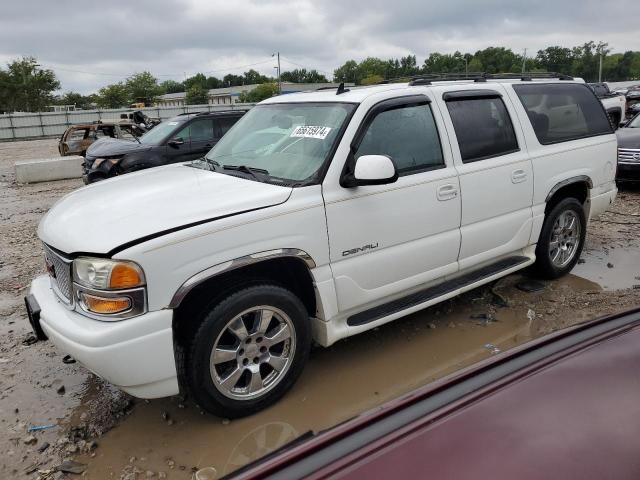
{"left": 315, "top": 82, "right": 351, "bottom": 95}
{"left": 406, "top": 72, "right": 573, "bottom": 86}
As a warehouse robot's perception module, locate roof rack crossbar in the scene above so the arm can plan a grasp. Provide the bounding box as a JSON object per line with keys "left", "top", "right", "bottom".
{"left": 406, "top": 72, "right": 574, "bottom": 86}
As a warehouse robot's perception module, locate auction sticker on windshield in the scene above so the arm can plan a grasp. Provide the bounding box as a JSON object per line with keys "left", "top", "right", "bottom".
{"left": 290, "top": 126, "right": 332, "bottom": 139}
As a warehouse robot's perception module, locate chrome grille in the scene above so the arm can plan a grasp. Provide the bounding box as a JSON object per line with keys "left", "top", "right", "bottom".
{"left": 43, "top": 244, "right": 73, "bottom": 304}
{"left": 618, "top": 148, "right": 640, "bottom": 164}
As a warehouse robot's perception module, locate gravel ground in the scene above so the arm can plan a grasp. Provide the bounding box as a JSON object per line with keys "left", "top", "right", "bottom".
{"left": 0, "top": 139, "right": 638, "bottom": 479}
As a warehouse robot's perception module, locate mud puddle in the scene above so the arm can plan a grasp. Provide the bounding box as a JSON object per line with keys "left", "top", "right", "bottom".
{"left": 573, "top": 246, "right": 640, "bottom": 290}
{"left": 80, "top": 297, "right": 539, "bottom": 479}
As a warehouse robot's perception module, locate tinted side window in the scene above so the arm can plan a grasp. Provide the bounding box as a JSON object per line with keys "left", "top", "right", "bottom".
{"left": 446, "top": 97, "right": 519, "bottom": 163}
{"left": 513, "top": 83, "right": 612, "bottom": 144}
{"left": 217, "top": 116, "right": 239, "bottom": 137}
{"left": 176, "top": 119, "right": 214, "bottom": 142}
{"left": 355, "top": 104, "right": 444, "bottom": 175}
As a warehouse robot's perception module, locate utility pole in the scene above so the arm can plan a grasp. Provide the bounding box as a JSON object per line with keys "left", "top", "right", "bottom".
{"left": 598, "top": 52, "right": 603, "bottom": 83}
{"left": 272, "top": 52, "right": 281, "bottom": 94}
{"left": 522, "top": 48, "right": 527, "bottom": 74}
{"left": 465, "top": 57, "right": 468, "bottom": 75}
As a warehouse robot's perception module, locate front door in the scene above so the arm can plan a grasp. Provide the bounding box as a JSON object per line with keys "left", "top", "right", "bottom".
{"left": 323, "top": 95, "right": 462, "bottom": 313}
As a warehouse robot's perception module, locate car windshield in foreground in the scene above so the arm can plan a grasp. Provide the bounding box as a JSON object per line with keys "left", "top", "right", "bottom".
{"left": 203, "top": 102, "right": 356, "bottom": 183}
{"left": 139, "top": 119, "right": 184, "bottom": 145}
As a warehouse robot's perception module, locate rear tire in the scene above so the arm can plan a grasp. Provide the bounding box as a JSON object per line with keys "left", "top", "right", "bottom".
{"left": 186, "top": 284, "right": 311, "bottom": 418}
{"left": 533, "top": 198, "right": 586, "bottom": 279}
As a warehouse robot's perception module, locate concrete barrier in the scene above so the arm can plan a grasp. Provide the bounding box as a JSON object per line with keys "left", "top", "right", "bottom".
{"left": 15, "top": 156, "right": 84, "bottom": 183}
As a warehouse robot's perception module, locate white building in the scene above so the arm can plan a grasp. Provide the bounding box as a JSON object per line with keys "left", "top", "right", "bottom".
{"left": 156, "top": 82, "right": 354, "bottom": 107}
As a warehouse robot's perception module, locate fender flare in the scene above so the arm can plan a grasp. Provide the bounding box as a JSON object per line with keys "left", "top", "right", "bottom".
{"left": 168, "top": 248, "right": 316, "bottom": 309}
{"left": 545, "top": 175, "right": 593, "bottom": 203}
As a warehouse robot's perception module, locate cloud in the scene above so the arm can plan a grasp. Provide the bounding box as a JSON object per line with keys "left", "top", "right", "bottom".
{"left": 0, "top": 0, "right": 636, "bottom": 93}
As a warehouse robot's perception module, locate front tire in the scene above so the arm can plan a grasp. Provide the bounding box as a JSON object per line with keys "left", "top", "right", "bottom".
{"left": 533, "top": 197, "right": 586, "bottom": 279}
{"left": 186, "top": 284, "right": 311, "bottom": 418}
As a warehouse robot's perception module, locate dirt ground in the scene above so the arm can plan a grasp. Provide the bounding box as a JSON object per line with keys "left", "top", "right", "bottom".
{"left": 0, "top": 139, "right": 638, "bottom": 479}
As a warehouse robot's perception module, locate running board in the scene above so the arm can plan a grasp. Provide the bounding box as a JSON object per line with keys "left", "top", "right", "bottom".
{"left": 346, "top": 256, "right": 530, "bottom": 327}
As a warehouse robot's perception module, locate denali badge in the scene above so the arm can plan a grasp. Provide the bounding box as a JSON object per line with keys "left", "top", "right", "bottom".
{"left": 342, "top": 243, "right": 379, "bottom": 257}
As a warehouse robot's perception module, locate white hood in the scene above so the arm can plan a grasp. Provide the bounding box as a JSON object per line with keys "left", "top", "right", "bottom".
{"left": 38, "top": 164, "right": 292, "bottom": 255}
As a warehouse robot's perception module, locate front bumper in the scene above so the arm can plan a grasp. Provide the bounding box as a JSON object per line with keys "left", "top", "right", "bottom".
{"left": 83, "top": 157, "right": 116, "bottom": 184}
{"left": 617, "top": 163, "right": 640, "bottom": 182}
{"left": 27, "top": 275, "right": 179, "bottom": 398}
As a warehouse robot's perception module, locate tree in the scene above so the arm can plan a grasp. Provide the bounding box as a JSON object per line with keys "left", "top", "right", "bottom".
{"left": 0, "top": 57, "right": 60, "bottom": 112}
{"left": 333, "top": 60, "right": 359, "bottom": 84}
{"left": 222, "top": 74, "right": 244, "bottom": 87}
{"left": 184, "top": 73, "right": 207, "bottom": 90}
{"left": 160, "top": 80, "right": 185, "bottom": 94}
{"left": 125, "top": 71, "right": 162, "bottom": 105}
{"left": 536, "top": 46, "right": 573, "bottom": 74}
{"left": 185, "top": 83, "right": 209, "bottom": 105}
{"left": 361, "top": 74, "right": 384, "bottom": 85}
{"left": 238, "top": 83, "right": 278, "bottom": 103}
{"left": 96, "top": 83, "right": 129, "bottom": 108}
{"left": 243, "top": 69, "right": 270, "bottom": 85}
{"left": 56, "top": 91, "right": 95, "bottom": 109}
{"left": 280, "top": 69, "right": 328, "bottom": 83}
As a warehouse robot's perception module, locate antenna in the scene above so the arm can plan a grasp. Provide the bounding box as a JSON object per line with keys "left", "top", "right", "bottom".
{"left": 336, "top": 82, "right": 349, "bottom": 95}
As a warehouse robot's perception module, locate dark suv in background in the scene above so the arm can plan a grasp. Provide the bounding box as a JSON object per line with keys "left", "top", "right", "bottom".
{"left": 83, "top": 110, "right": 246, "bottom": 183}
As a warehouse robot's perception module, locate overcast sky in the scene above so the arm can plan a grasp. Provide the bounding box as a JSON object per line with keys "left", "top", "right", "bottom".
{"left": 0, "top": 0, "right": 637, "bottom": 94}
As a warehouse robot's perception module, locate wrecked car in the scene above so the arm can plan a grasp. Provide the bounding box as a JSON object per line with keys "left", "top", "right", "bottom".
{"left": 82, "top": 110, "right": 245, "bottom": 183}
{"left": 58, "top": 120, "right": 147, "bottom": 157}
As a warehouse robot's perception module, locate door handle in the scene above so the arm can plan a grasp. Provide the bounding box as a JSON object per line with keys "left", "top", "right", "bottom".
{"left": 437, "top": 184, "right": 458, "bottom": 201}
{"left": 511, "top": 169, "right": 527, "bottom": 184}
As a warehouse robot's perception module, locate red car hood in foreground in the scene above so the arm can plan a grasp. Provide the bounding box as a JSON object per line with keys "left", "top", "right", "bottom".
{"left": 230, "top": 308, "right": 640, "bottom": 480}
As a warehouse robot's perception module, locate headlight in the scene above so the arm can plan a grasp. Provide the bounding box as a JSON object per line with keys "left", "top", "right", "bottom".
{"left": 74, "top": 258, "right": 145, "bottom": 290}
{"left": 72, "top": 258, "right": 147, "bottom": 320}
{"left": 92, "top": 157, "right": 122, "bottom": 169}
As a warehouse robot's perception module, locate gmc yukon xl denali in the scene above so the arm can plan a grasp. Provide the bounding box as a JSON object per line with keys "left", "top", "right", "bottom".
{"left": 25, "top": 74, "right": 617, "bottom": 417}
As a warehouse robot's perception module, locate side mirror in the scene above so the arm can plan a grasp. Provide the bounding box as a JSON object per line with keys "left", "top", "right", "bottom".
{"left": 343, "top": 154, "right": 398, "bottom": 187}
{"left": 168, "top": 137, "right": 185, "bottom": 148}
{"left": 619, "top": 121, "right": 627, "bottom": 128}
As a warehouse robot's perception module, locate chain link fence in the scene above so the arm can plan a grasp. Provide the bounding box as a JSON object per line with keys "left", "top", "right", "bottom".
{"left": 0, "top": 103, "right": 255, "bottom": 141}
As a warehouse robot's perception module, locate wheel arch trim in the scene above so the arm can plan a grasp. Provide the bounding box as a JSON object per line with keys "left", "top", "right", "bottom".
{"left": 545, "top": 175, "right": 593, "bottom": 203}
{"left": 168, "top": 249, "right": 316, "bottom": 309}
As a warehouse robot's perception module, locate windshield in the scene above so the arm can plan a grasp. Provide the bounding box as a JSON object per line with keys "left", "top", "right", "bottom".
{"left": 627, "top": 114, "right": 640, "bottom": 128}
{"left": 139, "top": 119, "right": 184, "bottom": 145}
{"left": 204, "top": 103, "right": 356, "bottom": 183}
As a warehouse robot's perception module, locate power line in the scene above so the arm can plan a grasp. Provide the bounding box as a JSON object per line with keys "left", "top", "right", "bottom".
{"left": 39, "top": 58, "right": 277, "bottom": 80}
{"left": 279, "top": 56, "right": 334, "bottom": 77}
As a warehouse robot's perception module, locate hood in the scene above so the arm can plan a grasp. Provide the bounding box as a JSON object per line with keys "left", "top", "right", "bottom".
{"left": 86, "top": 137, "right": 152, "bottom": 157}
{"left": 38, "top": 164, "right": 292, "bottom": 255}
{"left": 616, "top": 128, "right": 640, "bottom": 149}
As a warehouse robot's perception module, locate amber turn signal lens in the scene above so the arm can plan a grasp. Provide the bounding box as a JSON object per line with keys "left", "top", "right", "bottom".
{"left": 80, "top": 293, "right": 131, "bottom": 314}
{"left": 109, "top": 264, "right": 143, "bottom": 289}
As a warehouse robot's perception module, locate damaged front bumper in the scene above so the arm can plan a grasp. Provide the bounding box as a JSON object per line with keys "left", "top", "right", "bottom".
{"left": 83, "top": 157, "right": 121, "bottom": 184}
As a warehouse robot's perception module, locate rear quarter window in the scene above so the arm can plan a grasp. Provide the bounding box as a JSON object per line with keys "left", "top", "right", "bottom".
{"left": 513, "top": 83, "right": 612, "bottom": 145}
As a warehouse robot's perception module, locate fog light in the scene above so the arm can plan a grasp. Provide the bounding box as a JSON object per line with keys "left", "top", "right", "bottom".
{"left": 80, "top": 293, "right": 131, "bottom": 314}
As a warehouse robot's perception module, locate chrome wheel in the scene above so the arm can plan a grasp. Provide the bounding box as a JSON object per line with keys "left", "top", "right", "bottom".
{"left": 548, "top": 210, "right": 581, "bottom": 268}
{"left": 210, "top": 306, "right": 296, "bottom": 400}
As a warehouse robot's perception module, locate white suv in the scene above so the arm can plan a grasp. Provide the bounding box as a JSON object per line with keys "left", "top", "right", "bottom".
{"left": 26, "top": 74, "right": 617, "bottom": 417}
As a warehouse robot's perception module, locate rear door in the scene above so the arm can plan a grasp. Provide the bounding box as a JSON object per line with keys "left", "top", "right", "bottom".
{"left": 433, "top": 85, "right": 533, "bottom": 270}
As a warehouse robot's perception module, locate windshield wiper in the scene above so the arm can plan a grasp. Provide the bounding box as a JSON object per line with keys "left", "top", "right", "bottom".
{"left": 223, "top": 164, "right": 269, "bottom": 181}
